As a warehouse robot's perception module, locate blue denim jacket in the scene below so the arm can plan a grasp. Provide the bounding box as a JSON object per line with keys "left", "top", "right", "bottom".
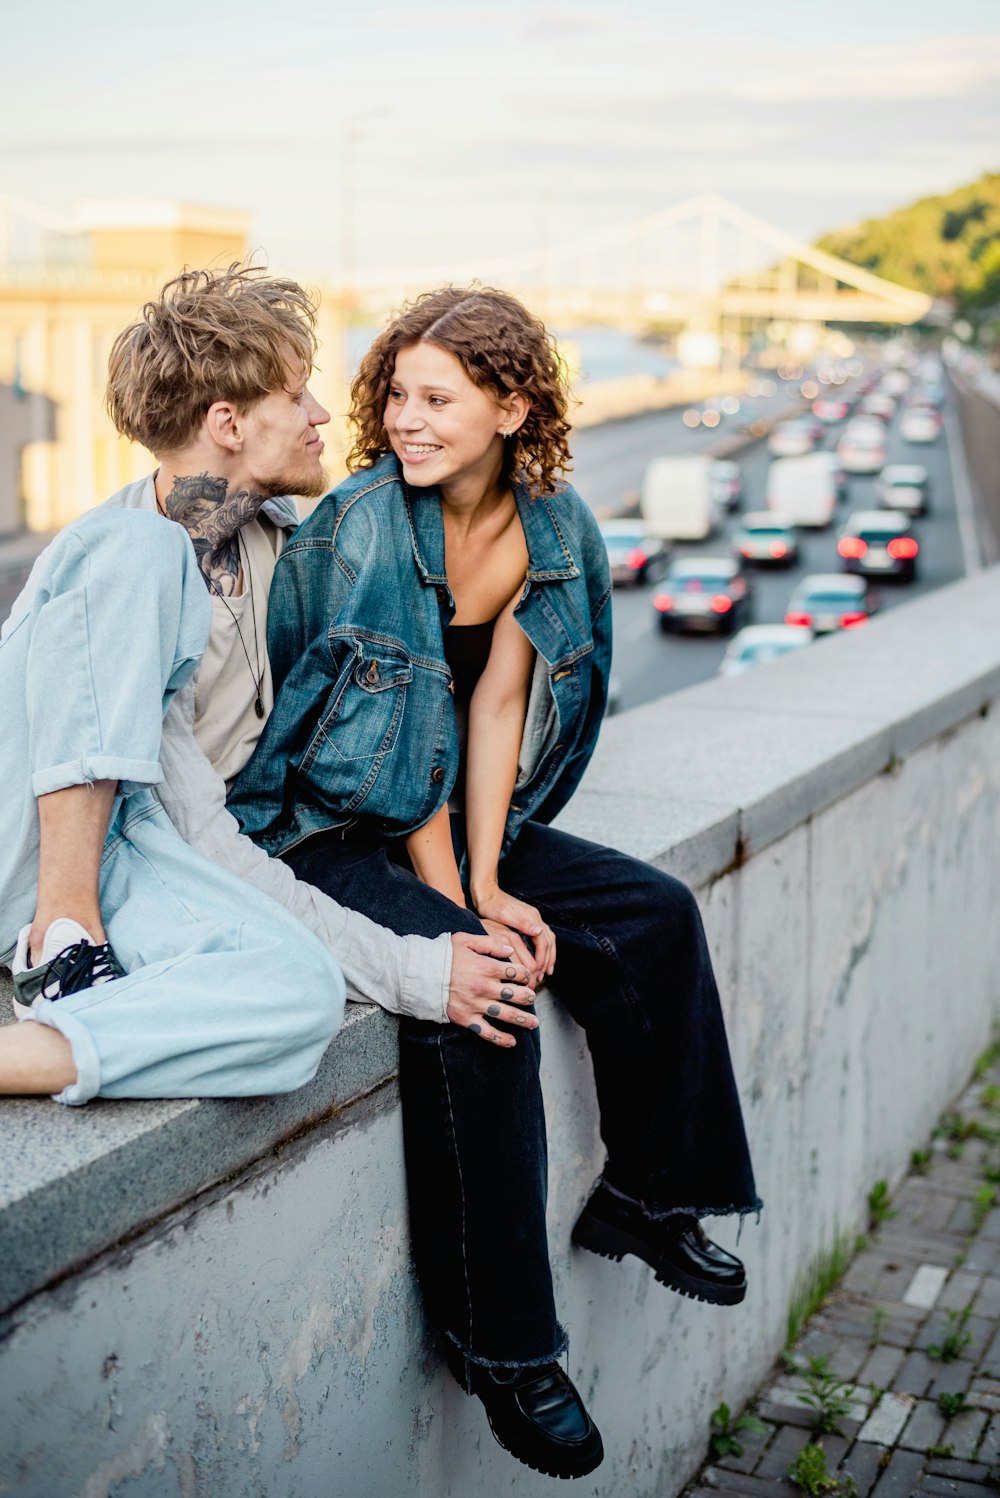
{"left": 228, "top": 454, "right": 612, "bottom": 859}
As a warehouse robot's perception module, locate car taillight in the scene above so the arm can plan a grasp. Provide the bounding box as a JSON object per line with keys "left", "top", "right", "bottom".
{"left": 768, "top": 541, "right": 787, "bottom": 558}
{"left": 626, "top": 547, "right": 648, "bottom": 568}
{"left": 785, "top": 611, "right": 812, "bottom": 627}
{"left": 710, "top": 594, "right": 733, "bottom": 614}
{"left": 887, "top": 537, "right": 919, "bottom": 559}
{"left": 838, "top": 536, "right": 868, "bottom": 558}
{"left": 840, "top": 612, "right": 869, "bottom": 628}
{"left": 740, "top": 545, "right": 754, "bottom": 557}
{"left": 653, "top": 594, "right": 673, "bottom": 612}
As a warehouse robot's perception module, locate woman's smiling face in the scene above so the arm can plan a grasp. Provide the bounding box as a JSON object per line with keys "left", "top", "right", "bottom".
{"left": 383, "top": 342, "right": 514, "bottom": 497}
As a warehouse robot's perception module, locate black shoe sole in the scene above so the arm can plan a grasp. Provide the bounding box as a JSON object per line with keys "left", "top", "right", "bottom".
{"left": 485, "top": 1412, "right": 605, "bottom": 1479}
{"left": 572, "top": 1211, "right": 747, "bottom": 1306}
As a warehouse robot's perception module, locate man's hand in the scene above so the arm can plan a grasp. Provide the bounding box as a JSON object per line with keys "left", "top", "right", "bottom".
{"left": 447, "top": 932, "right": 537, "bottom": 1048}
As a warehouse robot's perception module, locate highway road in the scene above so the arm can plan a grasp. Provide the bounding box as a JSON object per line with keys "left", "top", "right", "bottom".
{"left": 572, "top": 384, "right": 967, "bottom": 714}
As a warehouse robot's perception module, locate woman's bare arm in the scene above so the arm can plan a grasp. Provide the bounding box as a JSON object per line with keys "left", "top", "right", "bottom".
{"left": 466, "top": 596, "right": 557, "bottom": 981}
{"left": 405, "top": 801, "right": 466, "bottom": 906}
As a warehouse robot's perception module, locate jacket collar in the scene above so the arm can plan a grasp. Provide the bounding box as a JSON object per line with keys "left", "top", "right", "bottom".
{"left": 400, "top": 462, "right": 581, "bottom": 588}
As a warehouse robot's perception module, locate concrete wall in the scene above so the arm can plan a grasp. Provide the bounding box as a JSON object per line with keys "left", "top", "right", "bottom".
{"left": 2, "top": 569, "right": 1000, "bottom": 1498}
{"left": 951, "top": 356, "right": 1000, "bottom": 565}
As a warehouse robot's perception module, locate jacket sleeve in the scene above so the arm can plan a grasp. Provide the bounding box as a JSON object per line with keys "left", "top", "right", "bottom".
{"left": 530, "top": 500, "right": 612, "bottom": 825}
{"left": 157, "top": 683, "right": 453, "bottom": 1023}
{"left": 227, "top": 496, "right": 371, "bottom": 841}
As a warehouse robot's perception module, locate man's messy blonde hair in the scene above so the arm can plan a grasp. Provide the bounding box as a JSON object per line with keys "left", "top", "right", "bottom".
{"left": 105, "top": 264, "right": 319, "bottom": 454}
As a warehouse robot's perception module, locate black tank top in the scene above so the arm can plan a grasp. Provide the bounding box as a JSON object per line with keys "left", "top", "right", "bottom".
{"left": 443, "top": 618, "right": 497, "bottom": 811}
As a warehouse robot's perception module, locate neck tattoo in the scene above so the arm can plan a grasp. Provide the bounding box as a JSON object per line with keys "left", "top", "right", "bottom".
{"left": 161, "top": 472, "right": 268, "bottom": 597}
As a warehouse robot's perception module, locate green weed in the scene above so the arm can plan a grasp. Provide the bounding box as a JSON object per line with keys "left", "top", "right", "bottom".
{"left": 910, "top": 1148, "right": 932, "bottom": 1175}
{"left": 927, "top": 1305, "right": 973, "bottom": 1362}
{"left": 787, "top": 1441, "right": 858, "bottom": 1496}
{"left": 974, "top": 1034, "right": 1000, "bottom": 1079}
{"left": 796, "top": 1355, "right": 855, "bottom": 1435}
{"left": 786, "top": 1232, "right": 855, "bottom": 1349}
{"left": 708, "top": 1402, "right": 769, "bottom": 1459}
{"left": 937, "top": 1391, "right": 974, "bottom": 1417}
{"left": 974, "top": 1184, "right": 997, "bottom": 1232}
{"left": 867, "top": 1180, "right": 896, "bottom": 1230}
{"left": 868, "top": 1307, "right": 890, "bottom": 1347}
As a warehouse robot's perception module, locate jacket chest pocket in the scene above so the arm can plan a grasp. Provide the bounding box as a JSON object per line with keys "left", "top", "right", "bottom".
{"left": 301, "top": 639, "right": 413, "bottom": 773}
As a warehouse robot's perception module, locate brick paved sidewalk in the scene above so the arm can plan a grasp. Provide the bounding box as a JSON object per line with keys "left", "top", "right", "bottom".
{"left": 685, "top": 1054, "right": 1000, "bottom": 1497}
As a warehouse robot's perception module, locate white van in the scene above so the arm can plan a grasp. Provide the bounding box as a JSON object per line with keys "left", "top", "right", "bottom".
{"left": 766, "top": 452, "right": 839, "bottom": 528}
{"left": 640, "top": 455, "right": 714, "bottom": 541}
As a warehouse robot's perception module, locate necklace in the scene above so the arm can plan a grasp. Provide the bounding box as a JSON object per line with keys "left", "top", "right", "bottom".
{"left": 207, "top": 532, "right": 266, "bottom": 719}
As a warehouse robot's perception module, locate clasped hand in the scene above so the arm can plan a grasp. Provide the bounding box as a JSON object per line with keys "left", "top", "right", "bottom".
{"left": 472, "top": 881, "right": 556, "bottom": 990}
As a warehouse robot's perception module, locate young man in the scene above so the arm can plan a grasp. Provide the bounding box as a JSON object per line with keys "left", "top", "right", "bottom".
{"left": 0, "top": 266, "right": 532, "bottom": 1103}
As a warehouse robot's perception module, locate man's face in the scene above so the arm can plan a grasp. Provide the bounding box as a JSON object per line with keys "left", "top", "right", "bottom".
{"left": 240, "top": 357, "right": 330, "bottom": 499}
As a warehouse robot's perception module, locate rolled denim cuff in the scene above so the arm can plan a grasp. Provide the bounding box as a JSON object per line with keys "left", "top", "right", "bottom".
{"left": 31, "top": 757, "right": 163, "bottom": 798}
{"left": 29, "top": 1001, "right": 102, "bottom": 1105}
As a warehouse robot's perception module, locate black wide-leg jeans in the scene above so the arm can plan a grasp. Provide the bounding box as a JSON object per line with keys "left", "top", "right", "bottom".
{"left": 287, "top": 819, "right": 761, "bottom": 1369}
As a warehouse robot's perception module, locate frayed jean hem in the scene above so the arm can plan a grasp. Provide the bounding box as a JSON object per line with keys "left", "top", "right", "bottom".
{"left": 442, "top": 1323, "right": 570, "bottom": 1391}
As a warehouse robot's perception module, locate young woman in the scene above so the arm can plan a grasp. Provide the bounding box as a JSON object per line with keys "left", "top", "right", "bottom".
{"left": 229, "top": 287, "right": 761, "bottom": 1481}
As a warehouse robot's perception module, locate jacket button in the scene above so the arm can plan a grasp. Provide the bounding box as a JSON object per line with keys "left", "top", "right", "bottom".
{"left": 436, "top": 586, "right": 449, "bottom": 603}
{"left": 365, "top": 660, "right": 380, "bottom": 685}
{"left": 448, "top": 680, "right": 455, "bottom": 694}
{"left": 431, "top": 767, "right": 444, "bottom": 783}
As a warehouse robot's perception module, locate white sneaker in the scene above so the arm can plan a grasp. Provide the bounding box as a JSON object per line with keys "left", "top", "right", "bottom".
{"left": 11, "top": 919, "right": 125, "bottom": 1019}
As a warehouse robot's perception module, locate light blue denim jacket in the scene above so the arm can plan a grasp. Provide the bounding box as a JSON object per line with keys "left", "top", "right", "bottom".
{"left": 229, "top": 454, "right": 612, "bottom": 859}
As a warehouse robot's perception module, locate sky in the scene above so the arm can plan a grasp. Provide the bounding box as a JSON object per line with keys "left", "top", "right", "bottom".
{"left": 2, "top": 0, "right": 998, "bottom": 284}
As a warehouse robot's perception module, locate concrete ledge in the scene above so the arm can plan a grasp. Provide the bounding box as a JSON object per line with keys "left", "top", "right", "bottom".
{"left": 2, "top": 565, "right": 1000, "bottom": 1320}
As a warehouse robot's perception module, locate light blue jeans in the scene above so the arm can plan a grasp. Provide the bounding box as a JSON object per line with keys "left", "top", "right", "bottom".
{"left": 0, "top": 505, "right": 345, "bottom": 1104}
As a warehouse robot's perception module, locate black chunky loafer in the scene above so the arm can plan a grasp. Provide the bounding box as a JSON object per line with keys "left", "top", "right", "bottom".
{"left": 572, "top": 1182, "right": 747, "bottom": 1306}
{"left": 446, "top": 1347, "right": 604, "bottom": 1479}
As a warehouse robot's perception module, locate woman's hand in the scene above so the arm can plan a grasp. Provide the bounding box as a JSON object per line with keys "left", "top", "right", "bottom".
{"left": 473, "top": 884, "right": 556, "bottom": 987}
{"left": 447, "top": 932, "right": 538, "bottom": 1048}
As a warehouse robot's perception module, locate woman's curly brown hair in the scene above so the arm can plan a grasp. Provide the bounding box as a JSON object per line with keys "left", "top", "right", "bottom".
{"left": 348, "top": 286, "right": 573, "bottom": 498}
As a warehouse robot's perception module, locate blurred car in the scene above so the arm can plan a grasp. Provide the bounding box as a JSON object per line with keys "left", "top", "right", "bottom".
{"left": 875, "top": 464, "right": 931, "bottom": 516}
{"left": 917, "top": 382, "right": 945, "bottom": 411}
{"left": 736, "top": 405, "right": 770, "bottom": 437}
{"left": 813, "top": 398, "right": 849, "bottom": 423}
{"left": 598, "top": 520, "right": 670, "bottom": 586}
{"left": 785, "top": 574, "right": 878, "bottom": 634}
{"left": 710, "top": 460, "right": 743, "bottom": 512}
{"left": 718, "top": 624, "right": 813, "bottom": 675}
{"left": 653, "top": 558, "right": 752, "bottom": 635}
{"left": 732, "top": 512, "right": 799, "bottom": 567}
{"left": 766, "top": 451, "right": 840, "bottom": 528}
{"left": 768, "top": 418, "right": 815, "bottom": 458}
{"left": 881, "top": 370, "right": 911, "bottom": 398}
{"left": 899, "top": 405, "right": 941, "bottom": 444}
{"left": 858, "top": 392, "right": 896, "bottom": 421}
{"left": 837, "top": 510, "right": 920, "bottom": 582}
{"left": 836, "top": 421, "right": 887, "bottom": 475}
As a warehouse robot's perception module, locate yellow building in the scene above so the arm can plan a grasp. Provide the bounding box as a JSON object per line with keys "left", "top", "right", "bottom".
{"left": 0, "top": 199, "right": 350, "bottom": 533}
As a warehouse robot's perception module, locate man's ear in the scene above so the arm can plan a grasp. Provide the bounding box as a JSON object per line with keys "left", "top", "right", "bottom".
{"left": 205, "top": 400, "right": 243, "bottom": 453}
